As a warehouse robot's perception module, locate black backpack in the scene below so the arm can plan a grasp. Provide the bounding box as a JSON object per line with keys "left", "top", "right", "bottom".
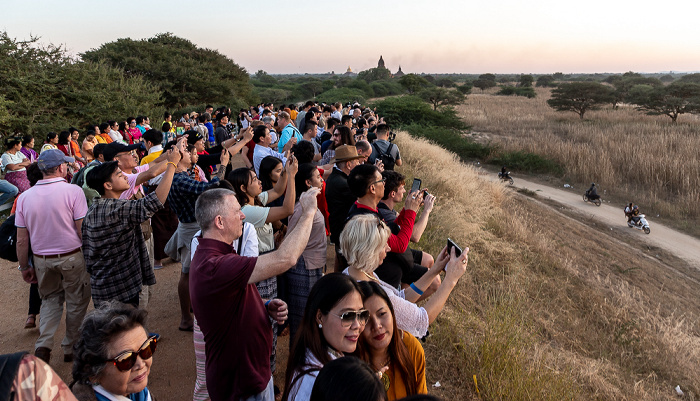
{"left": 372, "top": 142, "right": 396, "bottom": 170}
{"left": 0, "top": 215, "right": 18, "bottom": 262}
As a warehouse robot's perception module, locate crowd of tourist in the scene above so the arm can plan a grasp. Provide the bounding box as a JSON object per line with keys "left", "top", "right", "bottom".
{"left": 0, "top": 101, "right": 470, "bottom": 401}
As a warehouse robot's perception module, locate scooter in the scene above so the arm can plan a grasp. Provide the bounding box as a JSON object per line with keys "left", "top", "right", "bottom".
{"left": 628, "top": 214, "right": 651, "bottom": 234}
{"left": 583, "top": 193, "right": 601, "bottom": 206}
{"left": 498, "top": 172, "right": 514, "bottom": 185}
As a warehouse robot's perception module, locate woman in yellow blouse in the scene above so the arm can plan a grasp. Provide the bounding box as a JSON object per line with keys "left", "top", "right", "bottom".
{"left": 356, "top": 281, "right": 427, "bottom": 400}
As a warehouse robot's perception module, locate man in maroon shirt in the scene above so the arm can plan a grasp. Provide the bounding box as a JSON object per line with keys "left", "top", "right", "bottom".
{"left": 190, "top": 186, "right": 320, "bottom": 401}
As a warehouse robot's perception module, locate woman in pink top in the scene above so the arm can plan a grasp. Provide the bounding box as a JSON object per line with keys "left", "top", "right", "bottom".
{"left": 127, "top": 117, "right": 142, "bottom": 143}
{"left": 20, "top": 135, "right": 38, "bottom": 163}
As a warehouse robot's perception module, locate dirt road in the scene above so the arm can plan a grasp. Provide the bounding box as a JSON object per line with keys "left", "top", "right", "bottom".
{"left": 491, "top": 174, "right": 700, "bottom": 271}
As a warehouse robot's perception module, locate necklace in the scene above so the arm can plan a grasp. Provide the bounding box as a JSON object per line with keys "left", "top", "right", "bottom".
{"left": 373, "top": 356, "right": 391, "bottom": 392}
{"left": 361, "top": 270, "right": 380, "bottom": 282}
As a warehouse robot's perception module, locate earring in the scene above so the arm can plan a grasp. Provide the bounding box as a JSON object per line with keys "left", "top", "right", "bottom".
{"left": 318, "top": 323, "right": 322, "bottom": 329}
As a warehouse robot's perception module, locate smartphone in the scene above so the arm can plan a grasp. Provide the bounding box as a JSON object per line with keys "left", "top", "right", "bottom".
{"left": 411, "top": 178, "right": 422, "bottom": 193}
{"left": 446, "top": 238, "right": 463, "bottom": 257}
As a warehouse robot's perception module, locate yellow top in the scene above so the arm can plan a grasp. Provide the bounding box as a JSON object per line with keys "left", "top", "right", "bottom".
{"left": 140, "top": 150, "right": 162, "bottom": 166}
{"left": 386, "top": 332, "right": 427, "bottom": 400}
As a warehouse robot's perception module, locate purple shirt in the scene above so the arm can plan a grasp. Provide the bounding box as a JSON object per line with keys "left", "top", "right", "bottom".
{"left": 190, "top": 238, "right": 270, "bottom": 401}
{"left": 20, "top": 147, "right": 38, "bottom": 163}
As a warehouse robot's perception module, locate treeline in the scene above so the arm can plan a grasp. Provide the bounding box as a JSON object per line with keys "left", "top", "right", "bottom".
{"left": 0, "top": 32, "right": 254, "bottom": 137}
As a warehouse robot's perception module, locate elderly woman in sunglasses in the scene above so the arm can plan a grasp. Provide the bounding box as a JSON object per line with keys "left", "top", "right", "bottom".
{"left": 340, "top": 214, "right": 470, "bottom": 339}
{"left": 70, "top": 301, "right": 157, "bottom": 401}
{"left": 282, "top": 273, "right": 369, "bottom": 401}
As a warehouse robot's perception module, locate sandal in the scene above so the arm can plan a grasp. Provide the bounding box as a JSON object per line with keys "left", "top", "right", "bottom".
{"left": 25, "top": 314, "right": 36, "bottom": 329}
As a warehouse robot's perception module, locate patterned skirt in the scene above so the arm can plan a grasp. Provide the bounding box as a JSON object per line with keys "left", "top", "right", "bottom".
{"left": 4, "top": 170, "right": 30, "bottom": 193}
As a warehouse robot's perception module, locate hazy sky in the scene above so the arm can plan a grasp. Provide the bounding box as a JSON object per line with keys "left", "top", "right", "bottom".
{"left": 3, "top": 0, "right": 699, "bottom": 75}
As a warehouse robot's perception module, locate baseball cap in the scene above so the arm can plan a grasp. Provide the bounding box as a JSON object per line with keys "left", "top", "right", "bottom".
{"left": 103, "top": 142, "right": 142, "bottom": 161}
{"left": 37, "top": 149, "right": 74, "bottom": 170}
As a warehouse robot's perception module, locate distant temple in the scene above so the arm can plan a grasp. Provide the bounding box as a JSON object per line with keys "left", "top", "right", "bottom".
{"left": 394, "top": 66, "right": 405, "bottom": 77}
{"left": 344, "top": 66, "right": 356, "bottom": 76}
{"left": 378, "top": 55, "right": 385, "bottom": 69}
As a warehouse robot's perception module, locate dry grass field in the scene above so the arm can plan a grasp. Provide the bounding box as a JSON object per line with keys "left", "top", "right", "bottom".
{"left": 456, "top": 87, "right": 700, "bottom": 234}
{"left": 394, "top": 132, "right": 700, "bottom": 400}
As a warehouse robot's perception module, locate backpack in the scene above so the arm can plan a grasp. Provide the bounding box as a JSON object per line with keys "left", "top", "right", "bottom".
{"left": 0, "top": 215, "right": 18, "bottom": 262}
{"left": 372, "top": 142, "right": 396, "bottom": 170}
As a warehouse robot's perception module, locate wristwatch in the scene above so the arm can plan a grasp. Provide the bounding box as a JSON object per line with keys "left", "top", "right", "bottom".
{"left": 17, "top": 265, "right": 31, "bottom": 271}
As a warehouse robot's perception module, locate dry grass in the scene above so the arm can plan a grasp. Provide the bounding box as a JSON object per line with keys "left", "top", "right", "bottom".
{"left": 394, "top": 131, "right": 700, "bottom": 400}
{"left": 457, "top": 87, "right": 700, "bottom": 225}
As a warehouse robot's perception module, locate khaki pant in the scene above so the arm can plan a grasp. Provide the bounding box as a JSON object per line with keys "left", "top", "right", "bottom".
{"left": 33, "top": 251, "right": 91, "bottom": 354}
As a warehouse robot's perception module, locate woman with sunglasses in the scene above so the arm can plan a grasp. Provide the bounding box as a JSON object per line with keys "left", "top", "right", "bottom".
{"left": 340, "top": 214, "right": 470, "bottom": 339}
{"left": 71, "top": 301, "right": 157, "bottom": 401}
{"left": 283, "top": 273, "right": 368, "bottom": 401}
{"left": 356, "top": 281, "right": 427, "bottom": 400}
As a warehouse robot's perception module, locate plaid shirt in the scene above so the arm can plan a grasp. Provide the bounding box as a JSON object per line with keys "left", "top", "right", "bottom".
{"left": 168, "top": 172, "right": 219, "bottom": 223}
{"left": 82, "top": 192, "right": 162, "bottom": 303}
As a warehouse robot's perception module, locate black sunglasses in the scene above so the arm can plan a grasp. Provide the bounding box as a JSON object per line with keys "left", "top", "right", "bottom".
{"left": 329, "top": 309, "right": 370, "bottom": 327}
{"left": 106, "top": 335, "right": 158, "bottom": 372}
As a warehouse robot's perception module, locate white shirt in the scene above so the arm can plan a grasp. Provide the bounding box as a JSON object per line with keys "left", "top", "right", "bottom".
{"left": 190, "top": 222, "right": 259, "bottom": 260}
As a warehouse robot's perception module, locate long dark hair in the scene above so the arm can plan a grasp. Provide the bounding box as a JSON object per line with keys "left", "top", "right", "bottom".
{"left": 309, "top": 356, "right": 387, "bottom": 401}
{"left": 355, "top": 281, "right": 419, "bottom": 396}
{"left": 259, "top": 156, "right": 283, "bottom": 191}
{"left": 227, "top": 167, "right": 262, "bottom": 207}
{"left": 283, "top": 274, "right": 364, "bottom": 401}
{"left": 295, "top": 163, "right": 318, "bottom": 201}
{"left": 332, "top": 126, "right": 355, "bottom": 150}
{"left": 58, "top": 130, "right": 71, "bottom": 145}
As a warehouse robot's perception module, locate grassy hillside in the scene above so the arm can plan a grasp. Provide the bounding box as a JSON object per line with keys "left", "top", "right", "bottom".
{"left": 394, "top": 132, "right": 700, "bottom": 400}
{"left": 457, "top": 87, "right": 700, "bottom": 235}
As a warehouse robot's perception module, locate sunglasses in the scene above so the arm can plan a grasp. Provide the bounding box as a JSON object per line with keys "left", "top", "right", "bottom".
{"left": 106, "top": 335, "right": 158, "bottom": 372}
{"left": 329, "top": 309, "right": 370, "bottom": 327}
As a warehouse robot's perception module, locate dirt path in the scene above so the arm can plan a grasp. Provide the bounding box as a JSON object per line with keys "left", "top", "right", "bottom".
{"left": 489, "top": 173, "right": 700, "bottom": 270}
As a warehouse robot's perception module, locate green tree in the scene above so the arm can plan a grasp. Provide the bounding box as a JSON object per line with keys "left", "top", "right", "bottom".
{"left": 519, "top": 74, "right": 534, "bottom": 87}
{"left": 418, "top": 87, "right": 465, "bottom": 110}
{"left": 357, "top": 67, "right": 392, "bottom": 83}
{"left": 678, "top": 73, "right": 700, "bottom": 84}
{"left": 256, "top": 88, "right": 291, "bottom": 104}
{"left": 399, "top": 74, "right": 430, "bottom": 94}
{"left": 435, "top": 77, "right": 456, "bottom": 88}
{"left": 547, "top": 82, "right": 614, "bottom": 119}
{"left": 659, "top": 74, "right": 675, "bottom": 83}
{"left": 497, "top": 86, "right": 536, "bottom": 98}
{"left": 316, "top": 88, "right": 366, "bottom": 105}
{"left": 254, "top": 70, "right": 278, "bottom": 85}
{"left": 536, "top": 75, "right": 556, "bottom": 87}
{"left": 82, "top": 33, "right": 253, "bottom": 109}
{"left": 473, "top": 73, "right": 497, "bottom": 91}
{"left": 456, "top": 83, "right": 472, "bottom": 95}
{"left": 627, "top": 82, "right": 700, "bottom": 123}
{"left": 611, "top": 76, "right": 663, "bottom": 108}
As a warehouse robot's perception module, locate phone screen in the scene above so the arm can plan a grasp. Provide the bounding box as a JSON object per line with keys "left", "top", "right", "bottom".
{"left": 411, "top": 178, "right": 421, "bottom": 193}
{"left": 447, "top": 238, "right": 463, "bottom": 257}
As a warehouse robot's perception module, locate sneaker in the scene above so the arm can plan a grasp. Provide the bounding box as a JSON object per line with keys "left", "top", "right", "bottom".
{"left": 35, "top": 347, "right": 51, "bottom": 364}
{"left": 153, "top": 265, "right": 164, "bottom": 270}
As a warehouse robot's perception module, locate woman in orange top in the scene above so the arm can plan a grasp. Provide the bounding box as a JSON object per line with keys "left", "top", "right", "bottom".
{"left": 69, "top": 129, "right": 87, "bottom": 166}
{"left": 356, "top": 281, "right": 427, "bottom": 400}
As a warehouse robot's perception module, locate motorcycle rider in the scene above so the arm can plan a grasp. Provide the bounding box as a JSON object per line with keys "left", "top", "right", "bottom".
{"left": 499, "top": 166, "right": 510, "bottom": 180}
{"left": 585, "top": 183, "right": 599, "bottom": 200}
{"left": 629, "top": 205, "right": 641, "bottom": 226}
{"left": 624, "top": 203, "right": 635, "bottom": 223}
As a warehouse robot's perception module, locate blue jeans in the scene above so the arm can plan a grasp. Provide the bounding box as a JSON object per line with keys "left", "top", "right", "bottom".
{"left": 242, "top": 377, "right": 274, "bottom": 401}
{"left": 0, "top": 180, "right": 18, "bottom": 205}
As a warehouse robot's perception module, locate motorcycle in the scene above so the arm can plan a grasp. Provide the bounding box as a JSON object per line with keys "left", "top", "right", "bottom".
{"left": 628, "top": 214, "right": 651, "bottom": 234}
{"left": 583, "top": 192, "right": 601, "bottom": 206}
{"left": 498, "top": 172, "right": 514, "bottom": 185}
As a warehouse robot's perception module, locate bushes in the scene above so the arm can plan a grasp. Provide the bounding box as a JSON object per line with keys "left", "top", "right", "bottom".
{"left": 316, "top": 88, "right": 366, "bottom": 105}
{"left": 497, "top": 86, "right": 536, "bottom": 98}
{"left": 404, "top": 124, "right": 493, "bottom": 159}
{"left": 489, "top": 151, "right": 563, "bottom": 174}
{"left": 370, "top": 96, "right": 466, "bottom": 129}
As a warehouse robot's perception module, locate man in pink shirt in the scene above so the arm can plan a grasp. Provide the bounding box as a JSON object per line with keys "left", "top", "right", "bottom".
{"left": 16, "top": 149, "right": 91, "bottom": 364}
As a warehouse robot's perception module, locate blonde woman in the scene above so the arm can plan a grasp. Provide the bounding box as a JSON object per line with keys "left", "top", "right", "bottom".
{"left": 340, "top": 214, "right": 469, "bottom": 338}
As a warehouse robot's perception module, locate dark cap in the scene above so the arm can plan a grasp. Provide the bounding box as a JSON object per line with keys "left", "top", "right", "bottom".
{"left": 184, "top": 130, "right": 204, "bottom": 145}
{"left": 103, "top": 142, "right": 141, "bottom": 161}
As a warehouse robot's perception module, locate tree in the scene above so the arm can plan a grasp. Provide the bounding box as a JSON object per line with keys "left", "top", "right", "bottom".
{"left": 254, "top": 70, "right": 278, "bottom": 85}
{"left": 611, "top": 76, "right": 662, "bottom": 108}
{"left": 399, "top": 74, "right": 430, "bottom": 94}
{"left": 678, "top": 73, "right": 700, "bottom": 84}
{"left": 536, "top": 75, "right": 556, "bottom": 87}
{"left": 435, "top": 77, "right": 455, "bottom": 88}
{"left": 519, "top": 74, "right": 534, "bottom": 87}
{"left": 82, "top": 33, "right": 253, "bottom": 109}
{"left": 357, "top": 67, "right": 392, "bottom": 83}
{"left": 456, "top": 83, "right": 472, "bottom": 95}
{"left": 257, "top": 88, "right": 291, "bottom": 104}
{"left": 418, "top": 87, "right": 465, "bottom": 110}
{"left": 659, "top": 74, "right": 675, "bottom": 83}
{"left": 497, "top": 86, "right": 536, "bottom": 98}
{"left": 472, "top": 73, "right": 497, "bottom": 90}
{"left": 628, "top": 82, "right": 700, "bottom": 123}
{"left": 547, "top": 82, "right": 614, "bottom": 119}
